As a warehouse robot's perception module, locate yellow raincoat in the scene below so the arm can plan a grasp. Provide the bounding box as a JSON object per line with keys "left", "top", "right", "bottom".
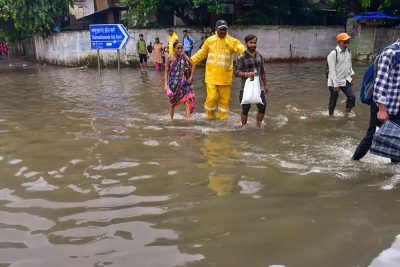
{"left": 191, "top": 33, "right": 245, "bottom": 119}
{"left": 168, "top": 32, "right": 179, "bottom": 55}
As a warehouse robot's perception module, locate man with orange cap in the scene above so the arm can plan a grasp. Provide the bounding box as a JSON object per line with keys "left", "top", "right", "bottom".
{"left": 327, "top": 32, "right": 355, "bottom": 116}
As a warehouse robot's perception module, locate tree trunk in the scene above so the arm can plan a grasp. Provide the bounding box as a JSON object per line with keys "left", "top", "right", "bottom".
{"left": 174, "top": 6, "right": 195, "bottom": 26}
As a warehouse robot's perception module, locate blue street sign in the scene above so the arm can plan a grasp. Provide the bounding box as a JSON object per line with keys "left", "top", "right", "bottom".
{"left": 90, "top": 24, "right": 131, "bottom": 50}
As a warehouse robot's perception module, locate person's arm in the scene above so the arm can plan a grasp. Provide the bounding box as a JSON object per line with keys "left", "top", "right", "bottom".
{"left": 191, "top": 38, "right": 210, "bottom": 65}
{"left": 374, "top": 50, "right": 394, "bottom": 122}
{"left": 233, "top": 39, "right": 246, "bottom": 55}
{"left": 235, "top": 56, "right": 257, "bottom": 79}
{"left": 349, "top": 50, "right": 355, "bottom": 83}
{"left": 234, "top": 56, "right": 246, "bottom": 77}
{"left": 183, "top": 53, "right": 194, "bottom": 84}
{"left": 259, "top": 59, "right": 270, "bottom": 93}
{"left": 327, "top": 50, "right": 339, "bottom": 91}
{"left": 164, "top": 56, "right": 171, "bottom": 91}
{"left": 377, "top": 103, "right": 389, "bottom": 122}
{"left": 189, "top": 36, "right": 195, "bottom": 49}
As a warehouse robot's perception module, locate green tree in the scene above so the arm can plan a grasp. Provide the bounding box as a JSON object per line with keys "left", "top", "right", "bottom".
{"left": 121, "top": 0, "right": 224, "bottom": 27}
{"left": 0, "top": 0, "right": 73, "bottom": 41}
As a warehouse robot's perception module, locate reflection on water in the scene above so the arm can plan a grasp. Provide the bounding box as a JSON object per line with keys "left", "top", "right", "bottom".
{"left": 199, "top": 134, "right": 238, "bottom": 196}
{"left": 0, "top": 59, "right": 399, "bottom": 267}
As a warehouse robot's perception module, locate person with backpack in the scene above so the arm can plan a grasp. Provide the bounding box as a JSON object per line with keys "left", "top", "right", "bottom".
{"left": 182, "top": 29, "right": 195, "bottom": 57}
{"left": 327, "top": 33, "right": 355, "bottom": 117}
{"left": 352, "top": 40, "right": 400, "bottom": 162}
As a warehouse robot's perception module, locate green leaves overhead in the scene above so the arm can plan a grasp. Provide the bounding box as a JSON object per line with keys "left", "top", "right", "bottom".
{"left": 0, "top": 0, "right": 73, "bottom": 40}
{"left": 122, "top": 0, "right": 224, "bottom": 27}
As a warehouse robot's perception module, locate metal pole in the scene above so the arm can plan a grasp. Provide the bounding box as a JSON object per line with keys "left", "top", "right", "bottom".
{"left": 97, "top": 49, "right": 101, "bottom": 76}
{"left": 117, "top": 49, "right": 120, "bottom": 73}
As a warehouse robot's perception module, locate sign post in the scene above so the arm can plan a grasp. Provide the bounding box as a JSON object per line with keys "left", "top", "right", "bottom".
{"left": 117, "top": 49, "right": 120, "bottom": 73}
{"left": 97, "top": 49, "right": 100, "bottom": 75}
{"left": 89, "top": 24, "right": 131, "bottom": 75}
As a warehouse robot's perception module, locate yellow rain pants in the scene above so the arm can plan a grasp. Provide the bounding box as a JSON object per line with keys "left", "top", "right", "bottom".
{"left": 205, "top": 84, "right": 231, "bottom": 120}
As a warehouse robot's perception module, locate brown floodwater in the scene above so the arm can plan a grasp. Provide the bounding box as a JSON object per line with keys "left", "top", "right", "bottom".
{"left": 0, "top": 56, "right": 399, "bottom": 267}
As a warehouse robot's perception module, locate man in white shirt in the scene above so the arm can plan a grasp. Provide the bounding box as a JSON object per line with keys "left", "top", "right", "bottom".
{"left": 327, "top": 33, "right": 355, "bottom": 116}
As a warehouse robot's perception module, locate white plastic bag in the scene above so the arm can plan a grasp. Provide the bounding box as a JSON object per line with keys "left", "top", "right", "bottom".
{"left": 241, "top": 76, "right": 263, "bottom": 105}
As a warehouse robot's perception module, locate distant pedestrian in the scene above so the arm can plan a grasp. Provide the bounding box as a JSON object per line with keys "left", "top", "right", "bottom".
{"left": 327, "top": 33, "right": 355, "bottom": 117}
{"left": 152, "top": 37, "right": 163, "bottom": 71}
{"left": 0, "top": 42, "right": 5, "bottom": 56}
{"left": 167, "top": 29, "right": 179, "bottom": 55}
{"left": 161, "top": 44, "right": 167, "bottom": 64}
{"left": 191, "top": 19, "right": 246, "bottom": 120}
{"left": 182, "top": 29, "right": 195, "bottom": 57}
{"left": 147, "top": 42, "right": 153, "bottom": 54}
{"left": 164, "top": 41, "right": 195, "bottom": 119}
{"left": 234, "top": 34, "right": 270, "bottom": 127}
{"left": 136, "top": 34, "right": 147, "bottom": 72}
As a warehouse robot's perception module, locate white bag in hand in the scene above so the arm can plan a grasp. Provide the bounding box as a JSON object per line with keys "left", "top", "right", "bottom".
{"left": 241, "top": 76, "right": 263, "bottom": 105}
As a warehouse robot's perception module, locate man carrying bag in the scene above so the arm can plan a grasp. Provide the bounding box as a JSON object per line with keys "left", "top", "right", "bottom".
{"left": 370, "top": 39, "right": 400, "bottom": 163}
{"left": 235, "top": 34, "right": 270, "bottom": 127}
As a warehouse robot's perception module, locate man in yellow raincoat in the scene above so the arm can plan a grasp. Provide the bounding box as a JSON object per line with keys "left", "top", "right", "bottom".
{"left": 191, "top": 20, "right": 246, "bottom": 120}
{"left": 167, "top": 29, "right": 179, "bottom": 55}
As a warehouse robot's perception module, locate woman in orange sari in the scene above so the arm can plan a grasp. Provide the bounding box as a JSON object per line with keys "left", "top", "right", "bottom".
{"left": 152, "top": 37, "right": 163, "bottom": 71}
{"left": 164, "top": 41, "right": 195, "bottom": 119}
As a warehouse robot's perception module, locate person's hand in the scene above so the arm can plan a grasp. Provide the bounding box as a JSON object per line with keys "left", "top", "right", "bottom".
{"left": 187, "top": 77, "right": 193, "bottom": 84}
{"left": 334, "top": 87, "right": 340, "bottom": 92}
{"left": 264, "top": 85, "right": 270, "bottom": 93}
{"left": 246, "top": 72, "right": 255, "bottom": 78}
{"left": 377, "top": 110, "right": 389, "bottom": 122}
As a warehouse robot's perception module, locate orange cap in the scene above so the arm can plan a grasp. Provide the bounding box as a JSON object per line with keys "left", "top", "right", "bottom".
{"left": 336, "top": 33, "right": 351, "bottom": 42}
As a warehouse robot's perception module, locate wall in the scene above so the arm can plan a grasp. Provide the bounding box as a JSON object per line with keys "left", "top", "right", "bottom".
{"left": 21, "top": 26, "right": 345, "bottom": 66}
{"left": 374, "top": 28, "right": 399, "bottom": 54}
{"left": 349, "top": 26, "right": 376, "bottom": 61}
{"left": 347, "top": 17, "right": 400, "bottom": 60}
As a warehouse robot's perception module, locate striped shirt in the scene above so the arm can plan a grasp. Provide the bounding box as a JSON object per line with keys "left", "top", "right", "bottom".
{"left": 373, "top": 40, "right": 400, "bottom": 116}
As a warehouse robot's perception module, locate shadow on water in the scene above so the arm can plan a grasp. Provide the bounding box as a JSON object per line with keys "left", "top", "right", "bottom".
{"left": 0, "top": 58, "right": 399, "bottom": 267}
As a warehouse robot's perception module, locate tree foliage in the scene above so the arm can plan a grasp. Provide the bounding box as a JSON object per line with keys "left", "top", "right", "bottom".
{"left": 122, "top": 0, "right": 400, "bottom": 27}
{"left": 122, "top": 0, "right": 224, "bottom": 27}
{"left": 359, "top": 0, "right": 400, "bottom": 15}
{"left": 0, "top": 0, "right": 73, "bottom": 41}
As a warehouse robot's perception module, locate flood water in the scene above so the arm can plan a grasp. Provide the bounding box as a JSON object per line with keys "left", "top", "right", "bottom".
{"left": 0, "top": 56, "right": 399, "bottom": 267}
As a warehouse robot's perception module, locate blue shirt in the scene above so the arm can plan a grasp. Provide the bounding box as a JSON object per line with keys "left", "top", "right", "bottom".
{"left": 182, "top": 35, "right": 195, "bottom": 52}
